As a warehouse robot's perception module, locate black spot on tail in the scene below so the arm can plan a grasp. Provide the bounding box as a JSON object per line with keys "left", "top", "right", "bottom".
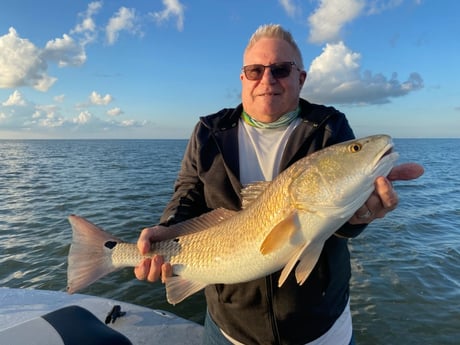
{"left": 104, "top": 241, "right": 118, "bottom": 249}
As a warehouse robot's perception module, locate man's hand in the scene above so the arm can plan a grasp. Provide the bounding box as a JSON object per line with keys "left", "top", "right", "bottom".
{"left": 134, "top": 226, "right": 173, "bottom": 283}
{"left": 349, "top": 163, "right": 424, "bottom": 224}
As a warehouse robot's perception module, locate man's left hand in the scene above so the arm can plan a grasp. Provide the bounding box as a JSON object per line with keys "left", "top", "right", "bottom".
{"left": 349, "top": 163, "right": 424, "bottom": 224}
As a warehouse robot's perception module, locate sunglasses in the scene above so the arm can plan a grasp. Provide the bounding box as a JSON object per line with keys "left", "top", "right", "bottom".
{"left": 242, "top": 61, "right": 299, "bottom": 80}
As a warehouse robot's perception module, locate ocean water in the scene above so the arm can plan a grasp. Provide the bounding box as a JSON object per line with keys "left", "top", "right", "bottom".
{"left": 0, "top": 138, "right": 458, "bottom": 344}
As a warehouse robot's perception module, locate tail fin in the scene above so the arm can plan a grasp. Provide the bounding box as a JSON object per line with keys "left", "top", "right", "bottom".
{"left": 67, "top": 215, "right": 122, "bottom": 294}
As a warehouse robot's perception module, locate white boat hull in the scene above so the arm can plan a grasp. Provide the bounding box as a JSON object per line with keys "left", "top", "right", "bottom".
{"left": 0, "top": 287, "right": 203, "bottom": 345}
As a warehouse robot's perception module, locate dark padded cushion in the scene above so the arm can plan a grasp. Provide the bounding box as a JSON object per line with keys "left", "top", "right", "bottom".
{"left": 42, "top": 305, "right": 132, "bottom": 345}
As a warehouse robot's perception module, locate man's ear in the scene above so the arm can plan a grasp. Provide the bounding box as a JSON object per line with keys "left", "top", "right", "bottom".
{"left": 299, "top": 71, "right": 307, "bottom": 89}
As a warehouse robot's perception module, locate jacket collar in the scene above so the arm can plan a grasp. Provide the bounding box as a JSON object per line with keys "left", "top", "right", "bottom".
{"left": 199, "top": 104, "right": 243, "bottom": 132}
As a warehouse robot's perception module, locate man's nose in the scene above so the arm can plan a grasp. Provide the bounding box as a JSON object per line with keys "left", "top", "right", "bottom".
{"left": 260, "top": 67, "right": 277, "bottom": 83}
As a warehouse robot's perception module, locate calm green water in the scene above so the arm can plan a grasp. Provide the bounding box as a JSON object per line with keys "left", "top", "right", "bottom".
{"left": 0, "top": 138, "right": 459, "bottom": 344}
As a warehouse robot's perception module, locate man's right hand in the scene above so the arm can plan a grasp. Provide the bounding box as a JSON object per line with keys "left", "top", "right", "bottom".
{"left": 134, "top": 226, "right": 173, "bottom": 283}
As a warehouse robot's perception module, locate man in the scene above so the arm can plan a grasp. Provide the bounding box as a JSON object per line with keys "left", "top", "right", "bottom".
{"left": 135, "top": 24, "right": 423, "bottom": 345}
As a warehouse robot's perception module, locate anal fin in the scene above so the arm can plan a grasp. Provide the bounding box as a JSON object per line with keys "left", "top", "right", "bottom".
{"left": 165, "top": 276, "right": 207, "bottom": 305}
{"left": 278, "top": 240, "right": 324, "bottom": 287}
{"left": 278, "top": 244, "right": 306, "bottom": 287}
{"left": 294, "top": 242, "right": 324, "bottom": 285}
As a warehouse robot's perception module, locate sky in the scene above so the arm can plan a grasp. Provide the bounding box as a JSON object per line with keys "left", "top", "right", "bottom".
{"left": 0, "top": 0, "right": 458, "bottom": 139}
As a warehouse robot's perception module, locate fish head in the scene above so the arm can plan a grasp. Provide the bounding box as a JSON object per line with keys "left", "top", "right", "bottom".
{"left": 289, "top": 134, "right": 399, "bottom": 216}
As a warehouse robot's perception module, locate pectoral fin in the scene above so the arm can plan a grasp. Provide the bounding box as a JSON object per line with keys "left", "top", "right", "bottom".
{"left": 260, "top": 212, "right": 300, "bottom": 255}
{"left": 164, "top": 276, "right": 207, "bottom": 305}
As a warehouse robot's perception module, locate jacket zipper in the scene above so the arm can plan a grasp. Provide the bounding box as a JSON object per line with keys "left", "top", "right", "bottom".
{"left": 266, "top": 275, "right": 281, "bottom": 344}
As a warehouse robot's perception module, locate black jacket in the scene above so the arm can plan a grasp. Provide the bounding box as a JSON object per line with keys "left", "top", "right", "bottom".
{"left": 160, "top": 99, "right": 366, "bottom": 345}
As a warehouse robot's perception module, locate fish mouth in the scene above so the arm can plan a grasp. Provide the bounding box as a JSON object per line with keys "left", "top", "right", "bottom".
{"left": 373, "top": 140, "right": 399, "bottom": 176}
{"left": 381, "top": 144, "right": 394, "bottom": 159}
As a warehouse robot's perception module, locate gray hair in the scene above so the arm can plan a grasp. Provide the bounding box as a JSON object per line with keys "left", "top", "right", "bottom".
{"left": 244, "top": 24, "right": 304, "bottom": 69}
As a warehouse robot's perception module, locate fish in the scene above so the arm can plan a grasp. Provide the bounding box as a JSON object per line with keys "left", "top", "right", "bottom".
{"left": 67, "top": 134, "right": 399, "bottom": 305}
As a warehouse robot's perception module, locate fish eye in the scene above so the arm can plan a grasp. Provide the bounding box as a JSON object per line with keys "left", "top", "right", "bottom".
{"left": 349, "top": 143, "right": 362, "bottom": 153}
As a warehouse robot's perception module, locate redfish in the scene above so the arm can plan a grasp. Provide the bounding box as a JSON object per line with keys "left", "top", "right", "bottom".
{"left": 67, "top": 135, "right": 398, "bottom": 305}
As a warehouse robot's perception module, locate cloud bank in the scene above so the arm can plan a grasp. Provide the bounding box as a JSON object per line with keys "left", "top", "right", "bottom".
{"left": 296, "top": 0, "right": 424, "bottom": 105}
{"left": 303, "top": 42, "right": 423, "bottom": 104}
{"left": 0, "top": 1, "right": 148, "bottom": 93}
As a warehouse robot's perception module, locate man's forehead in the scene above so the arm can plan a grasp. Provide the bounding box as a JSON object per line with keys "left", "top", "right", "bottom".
{"left": 244, "top": 38, "right": 295, "bottom": 64}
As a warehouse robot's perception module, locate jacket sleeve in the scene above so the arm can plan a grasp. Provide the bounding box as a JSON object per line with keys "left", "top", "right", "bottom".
{"left": 335, "top": 223, "right": 367, "bottom": 238}
{"left": 159, "top": 122, "right": 210, "bottom": 226}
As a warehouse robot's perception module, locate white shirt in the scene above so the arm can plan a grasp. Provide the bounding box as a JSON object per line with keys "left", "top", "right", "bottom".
{"left": 222, "top": 300, "right": 353, "bottom": 345}
{"left": 238, "top": 117, "right": 300, "bottom": 185}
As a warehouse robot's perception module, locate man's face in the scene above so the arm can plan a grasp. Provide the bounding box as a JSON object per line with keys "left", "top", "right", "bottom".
{"left": 241, "top": 38, "right": 306, "bottom": 122}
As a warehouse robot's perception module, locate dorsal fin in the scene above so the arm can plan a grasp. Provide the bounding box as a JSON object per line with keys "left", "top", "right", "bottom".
{"left": 240, "top": 181, "right": 271, "bottom": 209}
{"left": 157, "top": 208, "right": 237, "bottom": 240}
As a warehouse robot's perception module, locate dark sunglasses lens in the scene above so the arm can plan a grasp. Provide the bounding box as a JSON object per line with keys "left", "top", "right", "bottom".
{"left": 270, "top": 63, "right": 292, "bottom": 78}
{"left": 244, "top": 65, "right": 265, "bottom": 80}
{"left": 243, "top": 62, "right": 294, "bottom": 80}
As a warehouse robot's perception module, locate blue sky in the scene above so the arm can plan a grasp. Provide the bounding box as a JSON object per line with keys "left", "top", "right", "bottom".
{"left": 0, "top": 0, "right": 458, "bottom": 139}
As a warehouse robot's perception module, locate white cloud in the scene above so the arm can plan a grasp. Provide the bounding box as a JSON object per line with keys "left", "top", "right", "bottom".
{"left": 2, "top": 90, "right": 26, "bottom": 106}
{"left": 151, "top": 0, "right": 185, "bottom": 31}
{"left": 366, "top": 0, "right": 404, "bottom": 15}
{"left": 72, "top": 1, "right": 102, "bottom": 34}
{"left": 308, "top": 0, "right": 365, "bottom": 44}
{"left": 0, "top": 27, "right": 57, "bottom": 91}
{"left": 303, "top": 41, "right": 423, "bottom": 104}
{"left": 0, "top": 3, "right": 102, "bottom": 93}
{"left": 89, "top": 91, "right": 113, "bottom": 105}
{"left": 33, "top": 104, "right": 65, "bottom": 128}
{"left": 74, "top": 17, "right": 97, "bottom": 34}
{"left": 39, "top": 115, "right": 65, "bottom": 128}
{"left": 107, "top": 107, "right": 123, "bottom": 117}
{"left": 0, "top": 97, "right": 35, "bottom": 128}
{"left": 70, "top": 1, "right": 103, "bottom": 46}
{"left": 308, "top": 0, "right": 417, "bottom": 43}
{"left": 54, "top": 94, "right": 65, "bottom": 103}
{"left": 106, "top": 7, "right": 138, "bottom": 45}
{"left": 121, "top": 119, "right": 136, "bottom": 127}
{"left": 73, "top": 110, "right": 93, "bottom": 124}
{"left": 279, "top": 0, "right": 298, "bottom": 17}
{"left": 42, "top": 34, "right": 86, "bottom": 67}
